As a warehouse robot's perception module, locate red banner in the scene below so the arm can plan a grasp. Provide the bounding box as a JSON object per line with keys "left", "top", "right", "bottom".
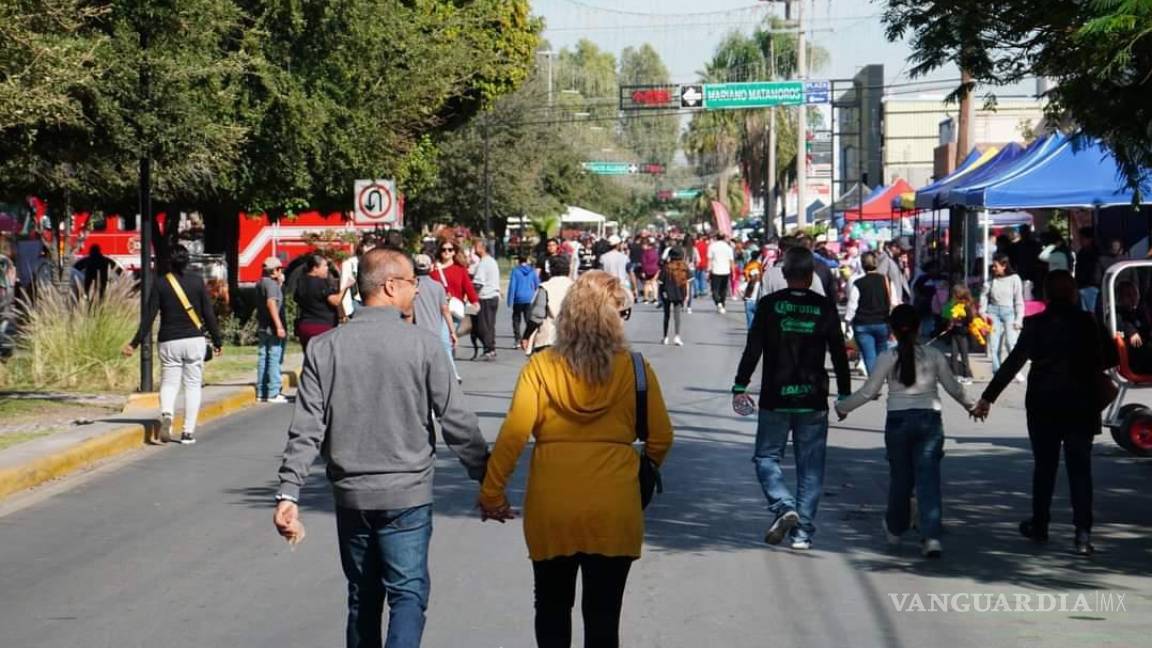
{"left": 711, "top": 200, "right": 733, "bottom": 237}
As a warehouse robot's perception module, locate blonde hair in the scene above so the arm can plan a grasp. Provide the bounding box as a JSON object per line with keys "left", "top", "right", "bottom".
{"left": 553, "top": 271, "right": 631, "bottom": 385}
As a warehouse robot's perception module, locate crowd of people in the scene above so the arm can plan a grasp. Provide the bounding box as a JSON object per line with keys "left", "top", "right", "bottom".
{"left": 253, "top": 222, "right": 1137, "bottom": 648}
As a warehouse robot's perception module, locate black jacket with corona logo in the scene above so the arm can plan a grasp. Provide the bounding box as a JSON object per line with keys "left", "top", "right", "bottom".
{"left": 734, "top": 288, "right": 852, "bottom": 411}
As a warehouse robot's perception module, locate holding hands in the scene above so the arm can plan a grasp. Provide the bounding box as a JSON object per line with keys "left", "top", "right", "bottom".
{"left": 970, "top": 399, "right": 991, "bottom": 422}
{"left": 477, "top": 498, "right": 518, "bottom": 523}
{"left": 732, "top": 393, "right": 756, "bottom": 417}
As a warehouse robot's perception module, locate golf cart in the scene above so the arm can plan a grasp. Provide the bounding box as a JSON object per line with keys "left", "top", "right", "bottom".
{"left": 1102, "top": 260, "right": 1152, "bottom": 456}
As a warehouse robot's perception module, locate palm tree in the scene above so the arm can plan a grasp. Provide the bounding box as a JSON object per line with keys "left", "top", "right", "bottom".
{"left": 527, "top": 213, "right": 560, "bottom": 241}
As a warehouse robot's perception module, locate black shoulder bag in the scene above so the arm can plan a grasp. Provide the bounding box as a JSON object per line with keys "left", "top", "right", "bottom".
{"left": 631, "top": 352, "right": 663, "bottom": 509}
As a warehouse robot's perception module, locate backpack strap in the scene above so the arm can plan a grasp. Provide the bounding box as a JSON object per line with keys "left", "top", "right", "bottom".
{"left": 630, "top": 351, "right": 648, "bottom": 442}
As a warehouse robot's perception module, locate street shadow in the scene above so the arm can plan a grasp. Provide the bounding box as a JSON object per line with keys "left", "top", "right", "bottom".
{"left": 425, "top": 429, "right": 1152, "bottom": 592}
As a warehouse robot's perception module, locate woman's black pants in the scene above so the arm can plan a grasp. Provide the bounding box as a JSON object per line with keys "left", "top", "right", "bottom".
{"left": 533, "top": 553, "right": 633, "bottom": 648}
{"left": 1025, "top": 410, "right": 1094, "bottom": 533}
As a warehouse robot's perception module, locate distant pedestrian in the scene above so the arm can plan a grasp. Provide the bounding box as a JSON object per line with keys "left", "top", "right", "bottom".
{"left": 471, "top": 240, "right": 501, "bottom": 360}
{"left": 293, "top": 254, "right": 341, "bottom": 351}
{"left": 693, "top": 234, "right": 709, "bottom": 298}
{"left": 430, "top": 237, "right": 479, "bottom": 345}
{"left": 412, "top": 254, "right": 461, "bottom": 383}
{"left": 708, "top": 232, "right": 734, "bottom": 313}
{"left": 659, "top": 247, "right": 691, "bottom": 346}
{"left": 640, "top": 238, "right": 660, "bottom": 304}
{"left": 980, "top": 253, "right": 1025, "bottom": 383}
{"left": 942, "top": 284, "right": 975, "bottom": 384}
{"left": 836, "top": 305, "right": 976, "bottom": 559}
{"left": 522, "top": 255, "right": 573, "bottom": 355}
{"left": 845, "top": 252, "right": 893, "bottom": 376}
{"left": 508, "top": 255, "right": 539, "bottom": 349}
{"left": 972, "top": 271, "right": 1116, "bottom": 556}
{"left": 1074, "top": 227, "right": 1102, "bottom": 313}
{"left": 732, "top": 246, "right": 851, "bottom": 550}
{"left": 479, "top": 270, "right": 673, "bottom": 648}
{"left": 599, "top": 235, "right": 631, "bottom": 290}
{"left": 339, "top": 238, "right": 377, "bottom": 320}
{"left": 77, "top": 244, "right": 115, "bottom": 298}
{"left": 123, "top": 245, "right": 223, "bottom": 445}
{"left": 274, "top": 249, "right": 489, "bottom": 648}
{"left": 536, "top": 238, "right": 561, "bottom": 282}
{"left": 256, "top": 257, "right": 289, "bottom": 403}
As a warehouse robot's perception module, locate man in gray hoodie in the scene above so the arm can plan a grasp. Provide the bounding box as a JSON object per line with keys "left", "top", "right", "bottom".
{"left": 273, "top": 248, "right": 489, "bottom": 648}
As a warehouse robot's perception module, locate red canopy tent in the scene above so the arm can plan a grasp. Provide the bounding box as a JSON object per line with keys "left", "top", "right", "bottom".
{"left": 843, "top": 179, "right": 914, "bottom": 221}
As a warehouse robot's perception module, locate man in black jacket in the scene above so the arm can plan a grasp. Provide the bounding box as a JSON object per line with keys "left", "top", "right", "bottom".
{"left": 732, "top": 247, "right": 852, "bottom": 551}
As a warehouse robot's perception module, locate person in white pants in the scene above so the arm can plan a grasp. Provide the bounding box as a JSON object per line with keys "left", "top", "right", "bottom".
{"left": 124, "top": 245, "right": 223, "bottom": 445}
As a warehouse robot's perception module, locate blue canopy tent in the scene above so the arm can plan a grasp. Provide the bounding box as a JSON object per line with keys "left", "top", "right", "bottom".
{"left": 957, "top": 133, "right": 1067, "bottom": 207}
{"left": 915, "top": 147, "right": 1001, "bottom": 210}
{"left": 912, "top": 148, "right": 986, "bottom": 210}
{"left": 978, "top": 137, "right": 1152, "bottom": 209}
{"left": 933, "top": 143, "right": 1026, "bottom": 208}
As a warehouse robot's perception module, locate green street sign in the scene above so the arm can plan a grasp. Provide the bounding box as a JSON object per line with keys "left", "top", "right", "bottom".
{"left": 582, "top": 161, "right": 635, "bottom": 175}
{"left": 704, "top": 81, "right": 804, "bottom": 110}
{"left": 674, "top": 189, "right": 701, "bottom": 199}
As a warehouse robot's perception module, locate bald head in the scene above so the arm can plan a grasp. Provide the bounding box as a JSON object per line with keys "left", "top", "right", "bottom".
{"left": 359, "top": 248, "right": 416, "bottom": 308}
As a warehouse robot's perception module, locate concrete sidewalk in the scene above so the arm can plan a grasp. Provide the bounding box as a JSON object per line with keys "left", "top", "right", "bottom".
{"left": 0, "top": 373, "right": 297, "bottom": 501}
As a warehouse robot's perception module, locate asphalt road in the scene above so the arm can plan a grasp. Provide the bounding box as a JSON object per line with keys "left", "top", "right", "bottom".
{"left": 1, "top": 302, "right": 1149, "bottom": 648}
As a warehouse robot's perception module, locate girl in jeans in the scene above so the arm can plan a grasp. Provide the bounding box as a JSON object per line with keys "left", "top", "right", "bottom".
{"left": 836, "top": 305, "right": 975, "bottom": 558}
{"left": 980, "top": 253, "right": 1025, "bottom": 381}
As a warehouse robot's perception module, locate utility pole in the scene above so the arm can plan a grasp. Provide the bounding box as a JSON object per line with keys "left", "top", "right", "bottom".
{"left": 765, "top": 37, "right": 778, "bottom": 238}
{"left": 483, "top": 116, "right": 492, "bottom": 239}
{"left": 795, "top": 0, "right": 808, "bottom": 228}
{"left": 138, "top": 28, "right": 154, "bottom": 392}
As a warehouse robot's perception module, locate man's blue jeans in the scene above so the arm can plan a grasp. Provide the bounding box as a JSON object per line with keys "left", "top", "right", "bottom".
{"left": 337, "top": 505, "right": 433, "bottom": 648}
{"left": 1079, "top": 287, "right": 1100, "bottom": 314}
{"left": 694, "top": 269, "right": 709, "bottom": 297}
{"left": 853, "top": 323, "right": 890, "bottom": 376}
{"left": 884, "top": 410, "right": 945, "bottom": 540}
{"left": 753, "top": 409, "right": 830, "bottom": 541}
{"left": 255, "top": 331, "right": 286, "bottom": 399}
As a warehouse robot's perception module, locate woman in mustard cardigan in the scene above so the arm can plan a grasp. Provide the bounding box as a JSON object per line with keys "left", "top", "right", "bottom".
{"left": 478, "top": 270, "right": 674, "bottom": 648}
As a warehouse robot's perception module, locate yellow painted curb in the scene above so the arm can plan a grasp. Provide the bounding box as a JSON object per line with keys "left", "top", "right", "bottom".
{"left": 0, "top": 372, "right": 298, "bottom": 502}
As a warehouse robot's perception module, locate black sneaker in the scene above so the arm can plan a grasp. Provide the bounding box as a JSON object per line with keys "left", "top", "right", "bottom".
{"left": 1074, "top": 529, "right": 1094, "bottom": 556}
{"left": 179, "top": 433, "right": 197, "bottom": 446}
{"left": 764, "top": 510, "right": 800, "bottom": 545}
{"left": 1019, "top": 519, "right": 1049, "bottom": 543}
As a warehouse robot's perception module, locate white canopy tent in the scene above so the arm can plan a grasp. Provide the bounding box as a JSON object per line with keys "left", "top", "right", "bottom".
{"left": 561, "top": 205, "right": 607, "bottom": 238}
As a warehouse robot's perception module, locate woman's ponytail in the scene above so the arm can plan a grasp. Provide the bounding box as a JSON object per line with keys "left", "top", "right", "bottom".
{"left": 889, "top": 305, "right": 921, "bottom": 387}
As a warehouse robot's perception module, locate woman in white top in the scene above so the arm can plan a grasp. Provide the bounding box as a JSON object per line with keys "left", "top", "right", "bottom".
{"left": 836, "top": 305, "right": 976, "bottom": 559}
{"left": 979, "top": 253, "right": 1026, "bottom": 378}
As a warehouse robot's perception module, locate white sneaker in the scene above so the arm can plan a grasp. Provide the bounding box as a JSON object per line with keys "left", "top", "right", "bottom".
{"left": 718, "top": 305, "right": 727, "bottom": 314}
{"left": 790, "top": 538, "right": 812, "bottom": 551}
{"left": 921, "top": 538, "right": 943, "bottom": 558}
{"left": 958, "top": 377, "right": 973, "bottom": 386}
{"left": 1015, "top": 374, "right": 1026, "bottom": 383}
{"left": 685, "top": 307, "right": 692, "bottom": 314}
{"left": 159, "top": 414, "right": 173, "bottom": 443}
{"left": 673, "top": 336, "right": 683, "bottom": 346}
{"left": 266, "top": 395, "right": 290, "bottom": 404}
{"left": 662, "top": 337, "right": 670, "bottom": 345}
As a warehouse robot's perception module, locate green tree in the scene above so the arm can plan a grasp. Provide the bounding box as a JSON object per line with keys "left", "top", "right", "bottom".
{"left": 0, "top": 0, "right": 252, "bottom": 212}
{"left": 881, "top": 0, "right": 1152, "bottom": 194}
